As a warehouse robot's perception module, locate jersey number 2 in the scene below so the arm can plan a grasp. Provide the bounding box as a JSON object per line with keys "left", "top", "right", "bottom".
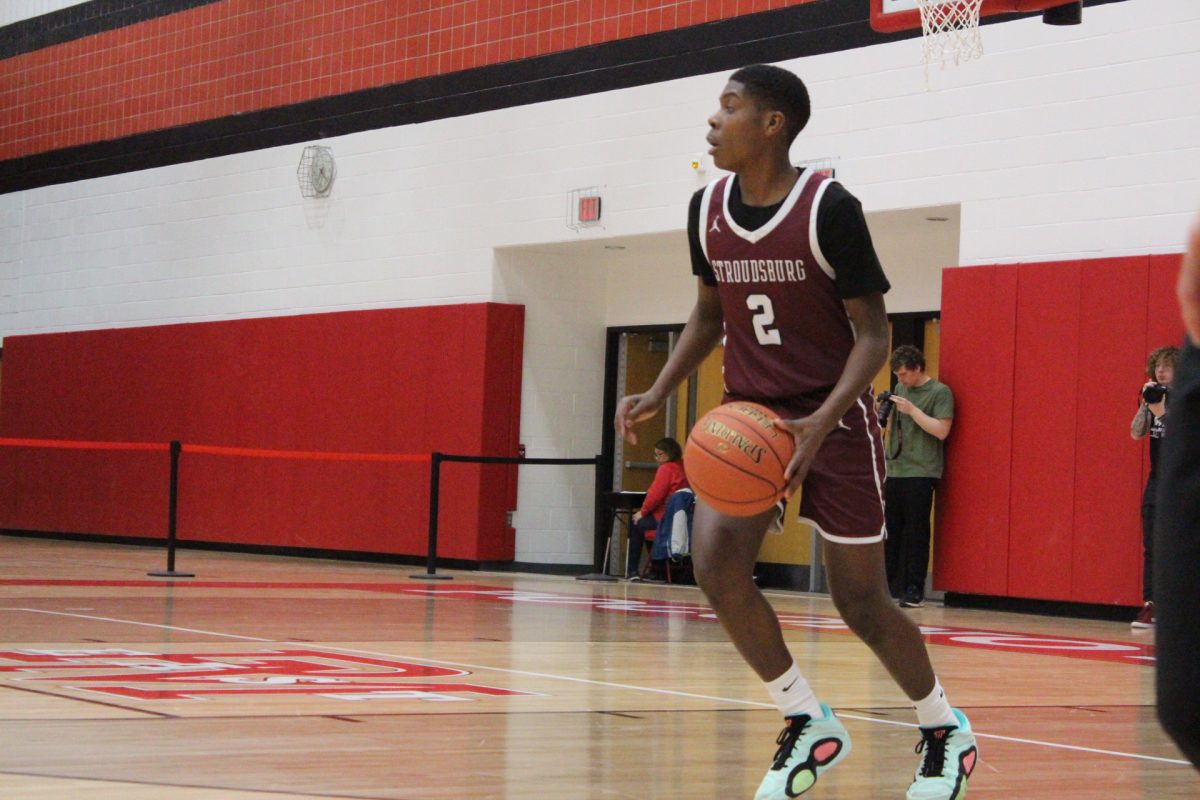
{"left": 747, "top": 294, "right": 781, "bottom": 346}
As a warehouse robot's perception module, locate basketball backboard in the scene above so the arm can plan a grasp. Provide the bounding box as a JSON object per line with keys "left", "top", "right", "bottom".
{"left": 870, "top": 0, "right": 1081, "bottom": 32}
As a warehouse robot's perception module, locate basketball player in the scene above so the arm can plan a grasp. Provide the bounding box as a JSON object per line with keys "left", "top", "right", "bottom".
{"left": 1154, "top": 213, "right": 1200, "bottom": 768}
{"left": 615, "top": 64, "right": 976, "bottom": 799}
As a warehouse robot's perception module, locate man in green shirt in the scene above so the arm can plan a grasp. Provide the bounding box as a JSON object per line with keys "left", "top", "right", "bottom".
{"left": 881, "top": 345, "right": 954, "bottom": 608}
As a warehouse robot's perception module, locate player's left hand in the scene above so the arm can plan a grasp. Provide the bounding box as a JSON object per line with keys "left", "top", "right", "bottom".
{"left": 772, "top": 414, "right": 838, "bottom": 499}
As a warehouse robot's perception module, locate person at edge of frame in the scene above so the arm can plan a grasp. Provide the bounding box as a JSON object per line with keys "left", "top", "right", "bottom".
{"left": 1154, "top": 211, "right": 1200, "bottom": 770}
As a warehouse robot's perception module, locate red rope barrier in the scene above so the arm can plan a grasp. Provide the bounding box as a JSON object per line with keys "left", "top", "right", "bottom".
{"left": 0, "top": 437, "right": 169, "bottom": 452}
{"left": 0, "top": 438, "right": 431, "bottom": 463}
{"left": 182, "top": 443, "right": 431, "bottom": 463}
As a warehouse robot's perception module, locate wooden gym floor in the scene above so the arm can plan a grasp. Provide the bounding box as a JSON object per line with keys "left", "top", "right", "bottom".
{"left": 0, "top": 535, "right": 1195, "bottom": 799}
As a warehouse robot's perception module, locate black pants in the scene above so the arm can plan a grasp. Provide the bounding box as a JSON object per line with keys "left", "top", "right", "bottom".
{"left": 884, "top": 477, "right": 938, "bottom": 597}
{"left": 625, "top": 515, "right": 657, "bottom": 577}
{"left": 1140, "top": 476, "right": 1157, "bottom": 602}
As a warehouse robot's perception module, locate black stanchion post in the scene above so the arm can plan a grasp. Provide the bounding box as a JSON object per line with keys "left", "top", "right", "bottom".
{"left": 149, "top": 440, "right": 194, "bottom": 578}
{"left": 411, "top": 451, "right": 452, "bottom": 580}
{"left": 576, "top": 454, "right": 617, "bottom": 582}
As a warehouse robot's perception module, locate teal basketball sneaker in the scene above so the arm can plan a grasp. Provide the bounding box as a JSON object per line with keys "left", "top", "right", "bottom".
{"left": 907, "top": 708, "right": 978, "bottom": 800}
{"left": 754, "top": 704, "right": 851, "bottom": 799}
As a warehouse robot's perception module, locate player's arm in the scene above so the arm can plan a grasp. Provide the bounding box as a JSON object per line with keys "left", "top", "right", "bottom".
{"left": 616, "top": 281, "right": 723, "bottom": 444}
{"left": 773, "top": 185, "right": 891, "bottom": 493}
{"left": 772, "top": 292, "right": 889, "bottom": 496}
{"left": 821, "top": 292, "right": 891, "bottom": 422}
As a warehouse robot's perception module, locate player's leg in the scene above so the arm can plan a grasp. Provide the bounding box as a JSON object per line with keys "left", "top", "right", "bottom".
{"left": 690, "top": 501, "right": 788, "bottom": 676}
{"left": 823, "top": 540, "right": 977, "bottom": 800}
{"left": 823, "top": 539, "right": 935, "bottom": 695}
{"left": 690, "top": 502, "right": 850, "bottom": 798}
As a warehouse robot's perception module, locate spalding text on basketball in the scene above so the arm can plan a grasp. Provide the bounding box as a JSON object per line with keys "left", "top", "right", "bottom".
{"left": 703, "top": 419, "right": 766, "bottom": 464}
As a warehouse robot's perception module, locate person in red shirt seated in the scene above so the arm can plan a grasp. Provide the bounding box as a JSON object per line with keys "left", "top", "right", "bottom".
{"left": 626, "top": 437, "right": 689, "bottom": 580}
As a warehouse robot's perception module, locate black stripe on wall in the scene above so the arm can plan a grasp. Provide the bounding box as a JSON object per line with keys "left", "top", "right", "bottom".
{"left": 0, "top": 0, "right": 1128, "bottom": 195}
{"left": 0, "top": 0, "right": 221, "bottom": 60}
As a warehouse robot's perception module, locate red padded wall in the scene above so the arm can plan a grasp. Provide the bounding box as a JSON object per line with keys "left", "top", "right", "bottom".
{"left": 0, "top": 303, "right": 524, "bottom": 562}
{"left": 1071, "top": 258, "right": 1147, "bottom": 604}
{"left": 937, "top": 253, "right": 1186, "bottom": 606}
{"left": 1149, "top": 253, "right": 1188, "bottom": 350}
{"left": 1008, "top": 261, "right": 1081, "bottom": 601}
{"left": 936, "top": 266, "right": 1017, "bottom": 596}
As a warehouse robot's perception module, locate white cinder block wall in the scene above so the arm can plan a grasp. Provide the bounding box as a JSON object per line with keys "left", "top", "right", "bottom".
{"left": 2, "top": 0, "right": 1197, "bottom": 566}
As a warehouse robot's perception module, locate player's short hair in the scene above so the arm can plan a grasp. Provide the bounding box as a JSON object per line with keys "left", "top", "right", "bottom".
{"left": 1147, "top": 345, "right": 1179, "bottom": 378}
{"left": 729, "top": 64, "right": 811, "bottom": 145}
{"left": 890, "top": 345, "right": 927, "bottom": 372}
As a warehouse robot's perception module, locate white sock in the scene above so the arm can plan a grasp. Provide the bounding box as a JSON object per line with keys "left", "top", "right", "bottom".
{"left": 913, "top": 677, "right": 957, "bottom": 728}
{"left": 765, "top": 662, "right": 823, "bottom": 719}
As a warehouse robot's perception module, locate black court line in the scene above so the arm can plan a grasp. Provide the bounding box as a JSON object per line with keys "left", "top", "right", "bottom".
{"left": 0, "top": 682, "right": 174, "bottom": 718}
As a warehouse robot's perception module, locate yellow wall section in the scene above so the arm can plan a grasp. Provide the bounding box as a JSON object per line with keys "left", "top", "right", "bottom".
{"left": 621, "top": 333, "right": 669, "bottom": 493}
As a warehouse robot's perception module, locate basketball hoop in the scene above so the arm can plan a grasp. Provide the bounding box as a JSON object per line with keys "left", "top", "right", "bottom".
{"left": 914, "top": 0, "right": 985, "bottom": 71}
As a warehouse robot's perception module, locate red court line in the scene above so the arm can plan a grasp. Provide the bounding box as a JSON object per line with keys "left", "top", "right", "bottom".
{"left": 0, "top": 580, "right": 409, "bottom": 590}
{"left": 0, "top": 579, "right": 1155, "bottom": 667}
{"left": 182, "top": 443, "right": 431, "bottom": 463}
{"left": 0, "top": 438, "right": 429, "bottom": 462}
{"left": 0, "top": 437, "right": 168, "bottom": 452}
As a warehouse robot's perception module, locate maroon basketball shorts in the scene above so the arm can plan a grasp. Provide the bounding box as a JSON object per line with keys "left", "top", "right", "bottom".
{"left": 726, "top": 392, "right": 887, "bottom": 543}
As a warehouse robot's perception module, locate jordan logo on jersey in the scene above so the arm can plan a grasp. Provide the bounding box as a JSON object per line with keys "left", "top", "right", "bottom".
{"left": 709, "top": 217, "right": 722, "bottom": 233}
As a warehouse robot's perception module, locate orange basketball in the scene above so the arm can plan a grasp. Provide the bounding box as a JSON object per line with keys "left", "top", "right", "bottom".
{"left": 683, "top": 401, "right": 795, "bottom": 516}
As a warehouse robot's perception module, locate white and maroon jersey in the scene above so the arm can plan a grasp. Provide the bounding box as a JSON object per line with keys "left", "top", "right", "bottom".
{"left": 692, "top": 168, "right": 887, "bottom": 400}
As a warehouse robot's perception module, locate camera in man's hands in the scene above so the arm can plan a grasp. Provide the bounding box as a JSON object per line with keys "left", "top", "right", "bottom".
{"left": 877, "top": 391, "right": 895, "bottom": 427}
{"left": 1143, "top": 383, "right": 1169, "bottom": 404}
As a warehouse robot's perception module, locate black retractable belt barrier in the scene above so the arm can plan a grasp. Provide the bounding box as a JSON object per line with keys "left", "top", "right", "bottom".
{"left": 410, "top": 453, "right": 601, "bottom": 581}
{"left": 148, "top": 440, "right": 194, "bottom": 578}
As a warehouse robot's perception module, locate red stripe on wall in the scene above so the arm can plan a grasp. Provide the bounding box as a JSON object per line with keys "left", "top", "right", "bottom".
{"left": 0, "top": 0, "right": 819, "bottom": 161}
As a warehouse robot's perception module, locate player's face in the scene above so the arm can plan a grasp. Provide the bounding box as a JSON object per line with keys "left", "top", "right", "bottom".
{"left": 706, "top": 81, "right": 770, "bottom": 172}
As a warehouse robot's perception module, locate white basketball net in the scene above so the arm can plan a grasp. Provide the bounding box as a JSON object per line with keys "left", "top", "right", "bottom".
{"left": 915, "top": 0, "right": 985, "bottom": 71}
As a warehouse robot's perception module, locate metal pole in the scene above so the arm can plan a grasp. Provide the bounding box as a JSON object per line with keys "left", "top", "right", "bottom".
{"left": 149, "top": 440, "right": 194, "bottom": 578}
{"left": 412, "top": 451, "right": 452, "bottom": 580}
{"left": 576, "top": 454, "right": 618, "bottom": 582}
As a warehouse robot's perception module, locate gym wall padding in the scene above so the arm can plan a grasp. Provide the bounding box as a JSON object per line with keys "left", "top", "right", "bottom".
{"left": 937, "top": 255, "right": 1183, "bottom": 605}
{"left": 0, "top": 303, "right": 524, "bottom": 562}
